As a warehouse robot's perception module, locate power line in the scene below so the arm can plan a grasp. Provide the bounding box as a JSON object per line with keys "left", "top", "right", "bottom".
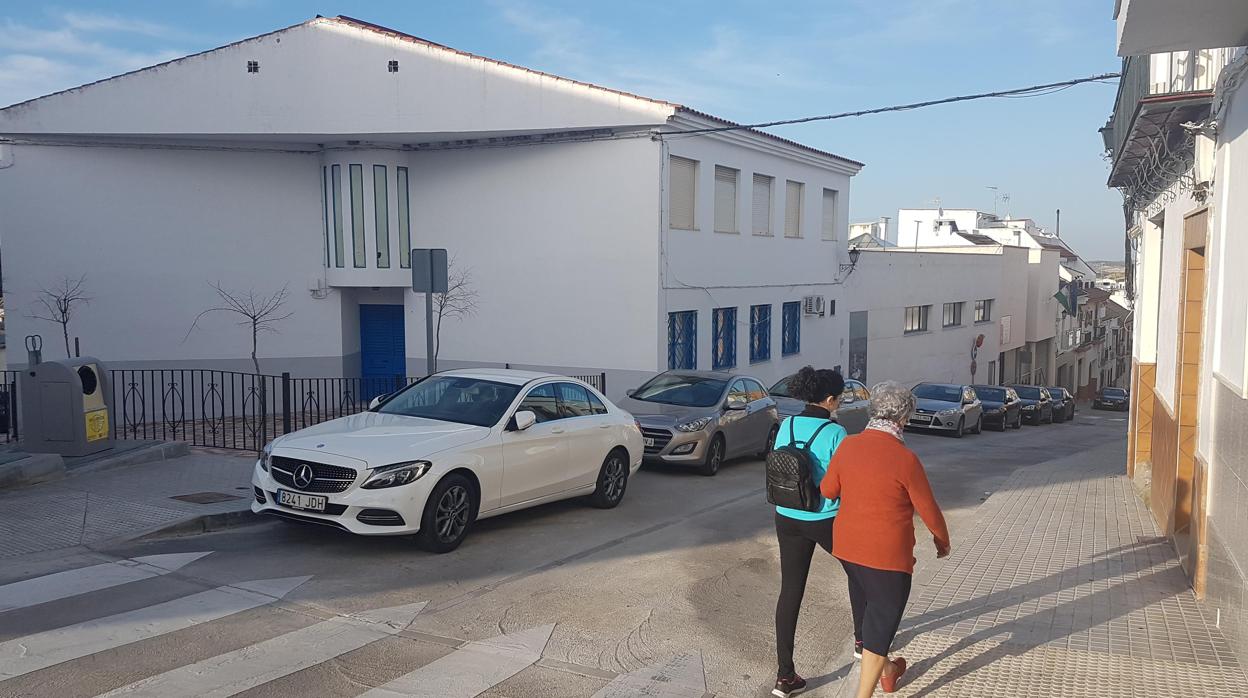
{"left": 662, "top": 73, "right": 1121, "bottom": 138}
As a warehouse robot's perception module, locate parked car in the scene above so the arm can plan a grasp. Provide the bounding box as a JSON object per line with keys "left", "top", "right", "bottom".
{"left": 909, "top": 383, "right": 984, "bottom": 437}
{"left": 1048, "top": 387, "right": 1077, "bottom": 422}
{"left": 619, "top": 370, "right": 779, "bottom": 476}
{"left": 1093, "top": 387, "right": 1129, "bottom": 411}
{"left": 1010, "top": 385, "right": 1054, "bottom": 424}
{"left": 252, "top": 370, "right": 643, "bottom": 553}
{"left": 972, "top": 385, "right": 1022, "bottom": 431}
{"left": 770, "top": 375, "right": 871, "bottom": 434}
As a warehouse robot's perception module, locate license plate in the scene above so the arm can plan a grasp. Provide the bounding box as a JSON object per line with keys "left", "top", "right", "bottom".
{"left": 643, "top": 437, "right": 656, "bottom": 447}
{"left": 278, "top": 490, "right": 327, "bottom": 512}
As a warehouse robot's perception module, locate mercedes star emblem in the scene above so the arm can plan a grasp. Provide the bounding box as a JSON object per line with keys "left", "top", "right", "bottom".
{"left": 293, "top": 463, "right": 315, "bottom": 490}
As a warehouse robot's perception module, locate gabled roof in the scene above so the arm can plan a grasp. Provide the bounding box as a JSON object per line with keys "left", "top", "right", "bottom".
{"left": 1, "top": 15, "right": 861, "bottom": 168}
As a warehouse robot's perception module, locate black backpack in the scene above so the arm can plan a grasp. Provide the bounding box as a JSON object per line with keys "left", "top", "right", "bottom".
{"left": 765, "top": 418, "right": 832, "bottom": 512}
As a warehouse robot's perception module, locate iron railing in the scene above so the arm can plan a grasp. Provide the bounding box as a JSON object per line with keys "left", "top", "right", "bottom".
{"left": 2, "top": 368, "right": 608, "bottom": 452}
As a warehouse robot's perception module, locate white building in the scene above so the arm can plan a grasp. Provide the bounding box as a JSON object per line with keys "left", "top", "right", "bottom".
{"left": 0, "top": 15, "right": 861, "bottom": 398}
{"left": 1106, "top": 0, "right": 1248, "bottom": 665}
{"left": 839, "top": 244, "right": 1041, "bottom": 389}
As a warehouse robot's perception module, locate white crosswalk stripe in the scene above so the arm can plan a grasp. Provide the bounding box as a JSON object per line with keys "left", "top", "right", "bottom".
{"left": 0, "top": 552, "right": 212, "bottom": 614}
{"left": 98, "top": 601, "right": 426, "bottom": 697}
{"left": 359, "top": 624, "right": 555, "bottom": 698}
{"left": 0, "top": 576, "right": 310, "bottom": 681}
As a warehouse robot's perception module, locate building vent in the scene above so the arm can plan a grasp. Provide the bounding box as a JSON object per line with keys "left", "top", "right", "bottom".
{"left": 803, "top": 296, "right": 825, "bottom": 317}
{"left": 246, "top": 60, "right": 259, "bottom": 73}
{"left": 388, "top": 60, "right": 399, "bottom": 72}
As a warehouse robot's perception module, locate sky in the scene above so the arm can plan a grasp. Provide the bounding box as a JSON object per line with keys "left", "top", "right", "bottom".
{"left": 0, "top": 0, "right": 1127, "bottom": 259}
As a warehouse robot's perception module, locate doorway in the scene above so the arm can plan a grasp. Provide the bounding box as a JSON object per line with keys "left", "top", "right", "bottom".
{"left": 1173, "top": 209, "right": 1207, "bottom": 589}
{"left": 359, "top": 304, "right": 406, "bottom": 396}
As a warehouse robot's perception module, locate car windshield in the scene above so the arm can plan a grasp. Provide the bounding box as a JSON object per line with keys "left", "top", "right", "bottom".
{"left": 1014, "top": 386, "right": 1043, "bottom": 400}
{"left": 1048, "top": 389, "right": 1065, "bottom": 399}
{"left": 768, "top": 378, "right": 790, "bottom": 397}
{"left": 1103, "top": 388, "right": 1127, "bottom": 398}
{"left": 633, "top": 374, "right": 728, "bottom": 407}
{"left": 973, "top": 387, "right": 1006, "bottom": 402}
{"left": 913, "top": 384, "right": 963, "bottom": 402}
{"left": 377, "top": 376, "right": 521, "bottom": 427}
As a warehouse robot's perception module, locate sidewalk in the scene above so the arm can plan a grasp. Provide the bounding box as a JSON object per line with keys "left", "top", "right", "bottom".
{"left": 828, "top": 440, "right": 1247, "bottom": 697}
{"left": 0, "top": 448, "right": 255, "bottom": 560}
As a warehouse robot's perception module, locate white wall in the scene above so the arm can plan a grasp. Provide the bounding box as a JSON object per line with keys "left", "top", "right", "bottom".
{"left": 1134, "top": 221, "right": 1162, "bottom": 364}
{"left": 1212, "top": 83, "right": 1248, "bottom": 397}
{"left": 658, "top": 133, "right": 855, "bottom": 386}
{"left": 406, "top": 136, "right": 663, "bottom": 379}
{"left": 0, "top": 18, "right": 674, "bottom": 138}
{"left": 841, "top": 248, "right": 1021, "bottom": 387}
{"left": 0, "top": 143, "right": 341, "bottom": 373}
{"left": 1026, "top": 249, "right": 1060, "bottom": 343}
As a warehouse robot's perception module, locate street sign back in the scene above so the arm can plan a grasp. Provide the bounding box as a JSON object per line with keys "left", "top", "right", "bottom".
{"left": 411, "top": 248, "right": 448, "bottom": 294}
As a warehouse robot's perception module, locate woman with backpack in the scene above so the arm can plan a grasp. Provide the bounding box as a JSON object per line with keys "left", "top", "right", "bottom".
{"left": 820, "top": 381, "right": 951, "bottom": 696}
{"left": 768, "top": 366, "right": 847, "bottom": 698}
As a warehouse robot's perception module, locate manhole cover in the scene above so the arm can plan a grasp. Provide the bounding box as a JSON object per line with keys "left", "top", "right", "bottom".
{"left": 170, "top": 492, "right": 244, "bottom": 504}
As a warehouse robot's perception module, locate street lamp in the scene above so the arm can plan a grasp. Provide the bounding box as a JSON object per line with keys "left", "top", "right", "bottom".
{"left": 839, "top": 246, "right": 862, "bottom": 275}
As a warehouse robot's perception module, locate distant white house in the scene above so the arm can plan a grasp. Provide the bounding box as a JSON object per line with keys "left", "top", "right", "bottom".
{"left": 0, "top": 15, "right": 862, "bottom": 397}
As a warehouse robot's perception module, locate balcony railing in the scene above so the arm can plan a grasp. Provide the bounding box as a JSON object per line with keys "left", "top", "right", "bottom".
{"left": 1104, "top": 48, "right": 1238, "bottom": 164}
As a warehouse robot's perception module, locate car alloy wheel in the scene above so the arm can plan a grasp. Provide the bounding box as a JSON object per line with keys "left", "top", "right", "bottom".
{"left": 973, "top": 416, "right": 983, "bottom": 434}
{"left": 590, "top": 451, "right": 629, "bottom": 509}
{"left": 700, "top": 435, "right": 725, "bottom": 476}
{"left": 417, "top": 474, "right": 476, "bottom": 553}
{"left": 954, "top": 417, "right": 965, "bottom": 438}
{"left": 759, "top": 425, "right": 780, "bottom": 457}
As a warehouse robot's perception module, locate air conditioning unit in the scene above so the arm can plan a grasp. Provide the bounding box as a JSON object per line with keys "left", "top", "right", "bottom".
{"left": 803, "top": 295, "right": 825, "bottom": 317}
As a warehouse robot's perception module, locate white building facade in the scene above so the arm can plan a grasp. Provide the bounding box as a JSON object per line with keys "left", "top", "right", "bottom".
{"left": 0, "top": 16, "right": 861, "bottom": 399}
{"left": 1108, "top": 0, "right": 1248, "bottom": 664}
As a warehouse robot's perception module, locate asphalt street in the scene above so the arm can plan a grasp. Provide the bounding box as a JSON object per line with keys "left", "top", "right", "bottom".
{"left": 0, "top": 408, "right": 1128, "bottom": 697}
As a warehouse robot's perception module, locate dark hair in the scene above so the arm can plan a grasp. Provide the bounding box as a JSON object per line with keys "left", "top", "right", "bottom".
{"left": 788, "top": 366, "right": 845, "bottom": 404}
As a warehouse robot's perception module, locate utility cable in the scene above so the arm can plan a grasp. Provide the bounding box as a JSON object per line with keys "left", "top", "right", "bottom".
{"left": 661, "top": 73, "right": 1121, "bottom": 138}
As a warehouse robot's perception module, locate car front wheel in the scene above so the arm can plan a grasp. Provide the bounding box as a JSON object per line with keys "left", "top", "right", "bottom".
{"left": 700, "top": 435, "right": 725, "bottom": 476}
{"left": 954, "top": 417, "right": 965, "bottom": 438}
{"left": 758, "top": 424, "right": 780, "bottom": 457}
{"left": 972, "top": 415, "right": 983, "bottom": 434}
{"left": 417, "top": 474, "right": 476, "bottom": 553}
{"left": 589, "top": 449, "right": 629, "bottom": 509}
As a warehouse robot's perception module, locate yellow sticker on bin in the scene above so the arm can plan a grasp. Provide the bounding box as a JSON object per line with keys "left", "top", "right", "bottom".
{"left": 86, "top": 409, "right": 109, "bottom": 442}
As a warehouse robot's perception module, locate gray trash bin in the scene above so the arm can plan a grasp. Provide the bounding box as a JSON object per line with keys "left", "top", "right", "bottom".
{"left": 19, "top": 358, "right": 114, "bottom": 456}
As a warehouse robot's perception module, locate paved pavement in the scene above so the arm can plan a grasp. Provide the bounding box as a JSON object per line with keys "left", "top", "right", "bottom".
{"left": 0, "top": 449, "right": 254, "bottom": 560}
{"left": 1, "top": 409, "right": 1232, "bottom": 697}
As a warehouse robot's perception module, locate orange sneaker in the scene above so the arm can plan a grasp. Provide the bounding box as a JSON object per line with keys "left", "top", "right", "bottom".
{"left": 879, "top": 657, "right": 907, "bottom": 693}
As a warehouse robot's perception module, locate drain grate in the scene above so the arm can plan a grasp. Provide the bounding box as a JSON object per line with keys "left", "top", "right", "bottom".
{"left": 170, "top": 492, "right": 245, "bottom": 505}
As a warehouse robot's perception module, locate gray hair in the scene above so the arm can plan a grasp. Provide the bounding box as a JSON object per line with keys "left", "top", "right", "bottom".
{"left": 869, "top": 381, "right": 916, "bottom": 423}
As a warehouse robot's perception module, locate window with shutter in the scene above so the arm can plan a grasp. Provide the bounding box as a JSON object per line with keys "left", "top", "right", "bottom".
{"left": 714, "top": 166, "right": 738, "bottom": 233}
{"left": 822, "top": 188, "right": 838, "bottom": 241}
{"left": 669, "top": 156, "right": 697, "bottom": 230}
{"left": 752, "top": 174, "right": 773, "bottom": 235}
{"left": 784, "top": 180, "right": 803, "bottom": 238}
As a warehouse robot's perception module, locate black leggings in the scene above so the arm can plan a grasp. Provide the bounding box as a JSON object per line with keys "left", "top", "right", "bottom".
{"left": 840, "top": 558, "right": 912, "bottom": 657}
{"left": 774, "top": 513, "right": 834, "bottom": 678}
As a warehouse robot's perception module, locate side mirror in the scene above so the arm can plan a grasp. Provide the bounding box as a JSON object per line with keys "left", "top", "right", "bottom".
{"left": 368, "top": 394, "right": 388, "bottom": 410}
{"left": 726, "top": 395, "right": 748, "bottom": 411}
{"left": 511, "top": 410, "right": 537, "bottom": 431}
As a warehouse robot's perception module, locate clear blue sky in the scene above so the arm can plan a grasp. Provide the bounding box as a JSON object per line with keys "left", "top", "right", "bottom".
{"left": 0, "top": 0, "right": 1126, "bottom": 259}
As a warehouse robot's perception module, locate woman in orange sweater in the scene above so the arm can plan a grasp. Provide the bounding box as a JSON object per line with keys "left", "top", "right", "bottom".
{"left": 820, "top": 380, "right": 951, "bottom": 696}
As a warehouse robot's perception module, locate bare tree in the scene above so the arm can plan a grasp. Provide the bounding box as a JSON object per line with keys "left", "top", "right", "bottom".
{"left": 29, "top": 276, "right": 90, "bottom": 358}
{"left": 186, "top": 283, "right": 293, "bottom": 374}
{"left": 433, "top": 260, "right": 479, "bottom": 364}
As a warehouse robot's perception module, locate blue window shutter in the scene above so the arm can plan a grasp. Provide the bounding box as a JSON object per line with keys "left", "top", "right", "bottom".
{"left": 668, "top": 311, "right": 697, "bottom": 370}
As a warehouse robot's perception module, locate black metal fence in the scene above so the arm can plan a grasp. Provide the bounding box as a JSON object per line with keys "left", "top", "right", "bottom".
{"left": 0, "top": 368, "right": 607, "bottom": 452}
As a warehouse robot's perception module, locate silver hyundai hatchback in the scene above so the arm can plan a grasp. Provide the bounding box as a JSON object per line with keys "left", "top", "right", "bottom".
{"left": 618, "top": 371, "right": 779, "bottom": 476}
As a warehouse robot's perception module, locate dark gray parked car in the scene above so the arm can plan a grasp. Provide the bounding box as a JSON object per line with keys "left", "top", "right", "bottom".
{"left": 972, "top": 385, "right": 1022, "bottom": 431}
{"left": 1047, "top": 386, "right": 1076, "bottom": 422}
{"left": 769, "top": 375, "right": 870, "bottom": 434}
{"left": 619, "top": 371, "right": 779, "bottom": 476}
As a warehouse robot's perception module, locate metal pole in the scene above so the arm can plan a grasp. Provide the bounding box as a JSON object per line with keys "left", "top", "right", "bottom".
{"left": 425, "top": 288, "right": 435, "bottom": 377}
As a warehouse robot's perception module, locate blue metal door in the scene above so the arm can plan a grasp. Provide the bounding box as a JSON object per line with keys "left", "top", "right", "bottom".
{"left": 360, "top": 305, "right": 405, "bottom": 397}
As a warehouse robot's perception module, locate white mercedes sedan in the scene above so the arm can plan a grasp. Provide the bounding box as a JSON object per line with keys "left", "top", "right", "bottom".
{"left": 252, "top": 369, "right": 643, "bottom": 552}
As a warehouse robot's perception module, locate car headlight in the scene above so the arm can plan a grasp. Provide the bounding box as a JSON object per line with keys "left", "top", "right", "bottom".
{"left": 1022, "top": 404, "right": 1036, "bottom": 410}
{"left": 675, "top": 417, "right": 713, "bottom": 433}
{"left": 260, "top": 442, "right": 274, "bottom": 472}
{"left": 361, "top": 461, "right": 432, "bottom": 489}
{"left": 936, "top": 408, "right": 960, "bottom": 417}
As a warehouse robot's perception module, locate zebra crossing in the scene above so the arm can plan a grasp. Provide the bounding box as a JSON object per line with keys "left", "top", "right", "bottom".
{"left": 0, "top": 552, "right": 709, "bottom": 697}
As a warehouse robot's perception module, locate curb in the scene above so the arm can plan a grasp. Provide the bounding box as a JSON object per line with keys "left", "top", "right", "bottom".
{"left": 133, "top": 508, "right": 265, "bottom": 541}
